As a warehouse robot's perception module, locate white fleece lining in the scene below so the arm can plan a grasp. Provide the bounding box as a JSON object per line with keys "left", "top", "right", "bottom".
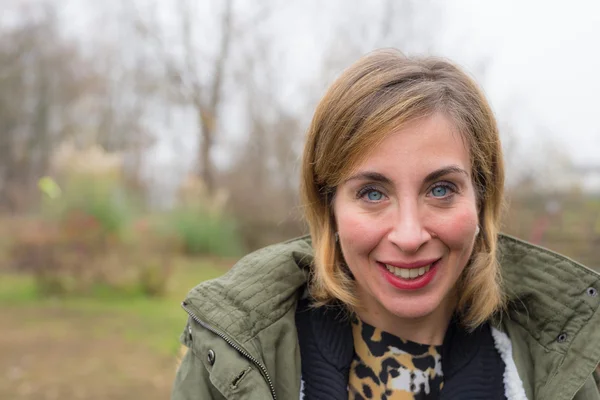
{"left": 491, "top": 326, "right": 529, "bottom": 400}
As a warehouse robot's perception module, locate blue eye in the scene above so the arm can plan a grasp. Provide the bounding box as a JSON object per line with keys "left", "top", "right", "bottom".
{"left": 366, "top": 190, "right": 383, "bottom": 201}
{"left": 356, "top": 186, "right": 385, "bottom": 203}
{"left": 431, "top": 186, "right": 448, "bottom": 197}
{"left": 356, "top": 186, "right": 387, "bottom": 203}
{"left": 429, "top": 183, "right": 458, "bottom": 199}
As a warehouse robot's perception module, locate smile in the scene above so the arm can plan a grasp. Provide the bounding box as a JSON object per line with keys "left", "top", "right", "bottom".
{"left": 385, "top": 264, "right": 431, "bottom": 279}
{"left": 378, "top": 259, "right": 441, "bottom": 290}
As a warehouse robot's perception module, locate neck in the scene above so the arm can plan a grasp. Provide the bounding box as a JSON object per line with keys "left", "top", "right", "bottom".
{"left": 355, "top": 292, "right": 456, "bottom": 345}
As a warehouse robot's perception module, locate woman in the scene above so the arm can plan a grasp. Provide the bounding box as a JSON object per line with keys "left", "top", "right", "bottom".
{"left": 172, "top": 49, "right": 600, "bottom": 400}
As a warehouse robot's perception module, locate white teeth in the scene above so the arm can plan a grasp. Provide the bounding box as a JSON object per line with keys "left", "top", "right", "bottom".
{"left": 385, "top": 264, "right": 432, "bottom": 280}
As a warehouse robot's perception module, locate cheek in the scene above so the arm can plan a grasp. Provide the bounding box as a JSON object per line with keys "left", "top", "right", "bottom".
{"left": 432, "top": 205, "right": 478, "bottom": 250}
{"left": 337, "top": 213, "right": 377, "bottom": 251}
{"left": 334, "top": 201, "right": 384, "bottom": 258}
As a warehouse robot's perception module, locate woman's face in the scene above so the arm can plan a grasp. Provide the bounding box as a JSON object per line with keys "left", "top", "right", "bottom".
{"left": 333, "top": 113, "right": 479, "bottom": 327}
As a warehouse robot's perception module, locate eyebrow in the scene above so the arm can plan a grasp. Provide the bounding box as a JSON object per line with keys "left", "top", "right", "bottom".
{"left": 423, "top": 165, "right": 469, "bottom": 183}
{"left": 345, "top": 171, "right": 392, "bottom": 185}
{"left": 345, "top": 165, "right": 469, "bottom": 185}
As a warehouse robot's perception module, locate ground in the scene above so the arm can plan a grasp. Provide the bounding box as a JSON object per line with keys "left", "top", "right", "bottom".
{"left": 0, "top": 259, "right": 227, "bottom": 400}
{"left": 0, "top": 307, "right": 176, "bottom": 400}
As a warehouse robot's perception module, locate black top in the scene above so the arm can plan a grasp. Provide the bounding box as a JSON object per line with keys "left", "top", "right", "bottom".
{"left": 295, "top": 297, "right": 507, "bottom": 400}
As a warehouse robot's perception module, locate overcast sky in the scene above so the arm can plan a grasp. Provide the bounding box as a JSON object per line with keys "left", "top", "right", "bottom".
{"left": 443, "top": 0, "right": 600, "bottom": 166}
{"left": 9, "top": 0, "right": 599, "bottom": 171}
{"left": 272, "top": 0, "right": 600, "bottom": 166}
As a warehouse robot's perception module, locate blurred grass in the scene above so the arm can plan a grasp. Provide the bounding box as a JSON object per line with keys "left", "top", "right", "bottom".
{"left": 0, "top": 257, "right": 228, "bottom": 356}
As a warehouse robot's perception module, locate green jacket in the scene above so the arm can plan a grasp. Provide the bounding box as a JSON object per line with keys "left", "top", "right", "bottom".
{"left": 172, "top": 234, "right": 600, "bottom": 399}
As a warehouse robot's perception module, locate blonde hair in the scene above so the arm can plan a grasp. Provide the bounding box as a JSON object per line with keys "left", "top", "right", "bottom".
{"left": 300, "top": 49, "right": 505, "bottom": 329}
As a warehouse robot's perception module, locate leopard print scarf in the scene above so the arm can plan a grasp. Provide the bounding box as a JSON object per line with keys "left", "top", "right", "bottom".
{"left": 349, "top": 319, "right": 444, "bottom": 399}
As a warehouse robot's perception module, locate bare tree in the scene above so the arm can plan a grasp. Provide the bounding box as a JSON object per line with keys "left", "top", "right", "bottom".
{"left": 0, "top": 2, "right": 156, "bottom": 212}
{"left": 130, "top": 0, "right": 236, "bottom": 193}
{"left": 0, "top": 7, "right": 101, "bottom": 211}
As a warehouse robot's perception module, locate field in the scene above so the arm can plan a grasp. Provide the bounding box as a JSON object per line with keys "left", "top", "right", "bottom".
{"left": 0, "top": 258, "right": 228, "bottom": 400}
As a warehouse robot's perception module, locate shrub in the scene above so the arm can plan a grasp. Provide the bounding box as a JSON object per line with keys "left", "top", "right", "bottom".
{"left": 41, "top": 174, "right": 136, "bottom": 240}
{"left": 170, "top": 174, "right": 244, "bottom": 257}
{"left": 12, "top": 143, "right": 144, "bottom": 296}
{"left": 127, "top": 216, "right": 182, "bottom": 297}
{"left": 169, "top": 208, "right": 243, "bottom": 257}
{"left": 10, "top": 215, "right": 103, "bottom": 296}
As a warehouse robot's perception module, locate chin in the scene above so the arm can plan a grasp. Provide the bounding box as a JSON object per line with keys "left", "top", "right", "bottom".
{"left": 381, "top": 294, "right": 445, "bottom": 320}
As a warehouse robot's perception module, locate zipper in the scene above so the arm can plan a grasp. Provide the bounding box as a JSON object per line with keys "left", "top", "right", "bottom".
{"left": 181, "top": 302, "right": 277, "bottom": 400}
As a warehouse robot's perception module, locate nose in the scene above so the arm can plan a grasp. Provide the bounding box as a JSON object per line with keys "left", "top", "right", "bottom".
{"left": 387, "top": 200, "right": 431, "bottom": 254}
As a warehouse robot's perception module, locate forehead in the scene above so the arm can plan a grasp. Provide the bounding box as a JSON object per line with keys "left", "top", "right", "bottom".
{"left": 348, "top": 113, "right": 471, "bottom": 178}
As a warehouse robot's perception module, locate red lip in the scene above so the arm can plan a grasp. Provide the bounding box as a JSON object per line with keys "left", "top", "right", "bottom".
{"left": 379, "top": 258, "right": 440, "bottom": 269}
{"left": 379, "top": 259, "right": 440, "bottom": 290}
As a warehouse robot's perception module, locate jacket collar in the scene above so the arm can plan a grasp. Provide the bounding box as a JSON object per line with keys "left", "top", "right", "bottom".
{"left": 183, "top": 237, "right": 311, "bottom": 358}
{"left": 498, "top": 234, "right": 599, "bottom": 344}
